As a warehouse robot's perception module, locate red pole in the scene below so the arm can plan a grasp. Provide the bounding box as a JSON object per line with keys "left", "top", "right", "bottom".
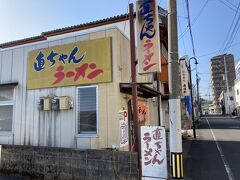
{"left": 129, "top": 3, "right": 141, "bottom": 178}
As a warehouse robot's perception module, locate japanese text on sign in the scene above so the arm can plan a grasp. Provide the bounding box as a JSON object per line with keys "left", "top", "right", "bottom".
{"left": 119, "top": 111, "right": 129, "bottom": 148}
{"left": 138, "top": 99, "right": 147, "bottom": 123}
{"left": 34, "top": 47, "right": 85, "bottom": 71}
{"left": 141, "top": 126, "right": 167, "bottom": 178}
{"left": 180, "top": 59, "right": 190, "bottom": 96}
{"left": 27, "top": 37, "right": 112, "bottom": 89}
{"left": 137, "top": 0, "right": 161, "bottom": 74}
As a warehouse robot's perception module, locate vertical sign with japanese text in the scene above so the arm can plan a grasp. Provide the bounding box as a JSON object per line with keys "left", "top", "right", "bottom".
{"left": 119, "top": 110, "right": 129, "bottom": 148}
{"left": 141, "top": 126, "right": 167, "bottom": 179}
{"left": 138, "top": 99, "right": 148, "bottom": 123}
{"left": 137, "top": 0, "right": 161, "bottom": 74}
{"left": 27, "top": 37, "right": 112, "bottom": 89}
{"left": 180, "top": 59, "right": 190, "bottom": 96}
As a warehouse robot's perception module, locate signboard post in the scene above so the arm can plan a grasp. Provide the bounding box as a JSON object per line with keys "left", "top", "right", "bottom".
{"left": 141, "top": 126, "right": 167, "bottom": 179}
{"left": 180, "top": 58, "right": 190, "bottom": 96}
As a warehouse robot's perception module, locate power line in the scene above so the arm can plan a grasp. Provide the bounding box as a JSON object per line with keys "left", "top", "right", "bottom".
{"left": 223, "top": 0, "right": 239, "bottom": 9}
{"left": 197, "top": 41, "right": 240, "bottom": 58}
{"left": 220, "top": 1, "right": 240, "bottom": 53}
{"left": 178, "top": 16, "right": 187, "bottom": 54}
{"left": 178, "top": 0, "right": 209, "bottom": 40}
{"left": 185, "top": 0, "right": 196, "bottom": 57}
{"left": 224, "top": 18, "right": 240, "bottom": 53}
{"left": 181, "top": 1, "right": 240, "bottom": 103}
{"left": 181, "top": 0, "right": 187, "bottom": 18}
{"left": 228, "top": 20, "right": 240, "bottom": 51}
{"left": 178, "top": 0, "right": 188, "bottom": 40}
{"left": 219, "top": 2, "right": 240, "bottom": 51}
{"left": 193, "top": 1, "right": 240, "bottom": 95}
{"left": 218, "top": 0, "right": 239, "bottom": 12}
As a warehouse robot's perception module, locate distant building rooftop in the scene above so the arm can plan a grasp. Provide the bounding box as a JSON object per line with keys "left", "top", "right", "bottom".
{"left": 0, "top": 7, "right": 167, "bottom": 49}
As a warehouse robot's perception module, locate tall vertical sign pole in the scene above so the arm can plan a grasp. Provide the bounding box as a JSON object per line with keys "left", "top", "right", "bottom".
{"left": 224, "top": 55, "right": 230, "bottom": 114}
{"left": 168, "top": 0, "right": 184, "bottom": 179}
{"left": 189, "top": 63, "right": 196, "bottom": 139}
{"left": 129, "top": 3, "right": 141, "bottom": 178}
{"left": 196, "top": 73, "right": 201, "bottom": 116}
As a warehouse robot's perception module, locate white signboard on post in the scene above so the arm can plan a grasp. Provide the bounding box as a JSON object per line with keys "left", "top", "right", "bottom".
{"left": 141, "top": 126, "right": 167, "bottom": 179}
{"left": 119, "top": 111, "right": 129, "bottom": 148}
{"left": 180, "top": 59, "right": 190, "bottom": 96}
{"left": 136, "top": 0, "right": 161, "bottom": 74}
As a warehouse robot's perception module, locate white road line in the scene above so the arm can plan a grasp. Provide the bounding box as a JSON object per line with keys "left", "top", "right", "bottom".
{"left": 206, "top": 118, "right": 235, "bottom": 180}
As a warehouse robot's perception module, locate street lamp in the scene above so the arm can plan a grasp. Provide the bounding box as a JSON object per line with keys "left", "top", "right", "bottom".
{"left": 187, "top": 57, "right": 198, "bottom": 139}
{"left": 180, "top": 56, "right": 198, "bottom": 139}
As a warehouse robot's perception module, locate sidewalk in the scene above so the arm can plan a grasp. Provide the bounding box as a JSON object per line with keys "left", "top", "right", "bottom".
{"left": 182, "top": 126, "right": 198, "bottom": 180}
{"left": 181, "top": 115, "right": 240, "bottom": 179}
{"left": 181, "top": 121, "right": 199, "bottom": 180}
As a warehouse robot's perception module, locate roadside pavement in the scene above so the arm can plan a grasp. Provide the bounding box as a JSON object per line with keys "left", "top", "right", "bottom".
{"left": 182, "top": 115, "right": 240, "bottom": 180}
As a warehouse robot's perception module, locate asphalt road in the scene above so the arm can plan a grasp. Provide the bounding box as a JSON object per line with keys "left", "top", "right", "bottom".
{"left": 183, "top": 115, "right": 240, "bottom": 180}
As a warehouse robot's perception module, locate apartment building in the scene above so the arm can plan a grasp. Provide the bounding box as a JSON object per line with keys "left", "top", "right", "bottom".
{"left": 210, "top": 54, "right": 236, "bottom": 113}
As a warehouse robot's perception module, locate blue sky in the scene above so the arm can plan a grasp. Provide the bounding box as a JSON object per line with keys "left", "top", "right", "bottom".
{"left": 0, "top": 0, "right": 240, "bottom": 100}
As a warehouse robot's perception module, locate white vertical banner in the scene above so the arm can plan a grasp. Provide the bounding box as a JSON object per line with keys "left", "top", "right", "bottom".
{"left": 141, "top": 126, "right": 167, "bottom": 179}
{"left": 180, "top": 59, "right": 190, "bottom": 96}
{"left": 119, "top": 111, "right": 129, "bottom": 148}
{"left": 136, "top": 0, "right": 161, "bottom": 74}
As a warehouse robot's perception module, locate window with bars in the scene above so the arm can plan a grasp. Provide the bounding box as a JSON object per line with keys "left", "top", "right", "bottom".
{"left": 0, "top": 87, "right": 14, "bottom": 132}
{"left": 77, "top": 86, "right": 98, "bottom": 135}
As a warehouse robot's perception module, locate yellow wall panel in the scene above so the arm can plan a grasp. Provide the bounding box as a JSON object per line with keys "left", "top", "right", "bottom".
{"left": 27, "top": 37, "right": 112, "bottom": 89}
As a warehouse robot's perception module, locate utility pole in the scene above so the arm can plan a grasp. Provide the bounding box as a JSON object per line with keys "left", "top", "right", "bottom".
{"left": 196, "top": 73, "right": 200, "bottom": 117}
{"left": 224, "top": 54, "right": 230, "bottom": 115}
{"left": 188, "top": 60, "right": 196, "bottom": 138}
{"left": 168, "top": 0, "right": 183, "bottom": 179}
{"left": 208, "top": 93, "right": 210, "bottom": 112}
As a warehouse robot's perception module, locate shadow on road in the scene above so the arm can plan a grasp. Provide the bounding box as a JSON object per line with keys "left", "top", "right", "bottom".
{"left": 196, "top": 116, "right": 240, "bottom": 129}
{"left": 183, "top": 139, "right": 240, "bottom": 180}
{"left": 183, "top": 116, "right": 240, "bottom": 180}
{"left": 197, "top": 122, "right": 240, "bottom": 129}
{"left": 0, "top": 176, "right": 26, "bottom": 180}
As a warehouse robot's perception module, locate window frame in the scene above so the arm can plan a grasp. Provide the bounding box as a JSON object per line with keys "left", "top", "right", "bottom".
{"left": 75, "top": 85, "right": 99, "bottom": 138}
{"left": 0, "top": 87, "right": 15, "bottom": 135}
